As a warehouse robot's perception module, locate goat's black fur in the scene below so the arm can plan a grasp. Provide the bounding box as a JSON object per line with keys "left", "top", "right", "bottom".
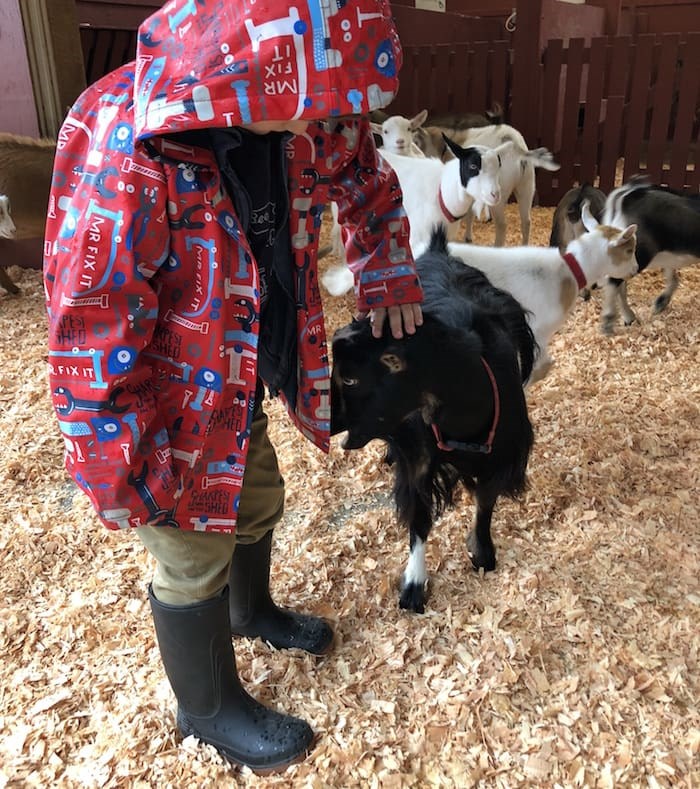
{"left": 331, "top": 228, "right": 536, "bottom": 612}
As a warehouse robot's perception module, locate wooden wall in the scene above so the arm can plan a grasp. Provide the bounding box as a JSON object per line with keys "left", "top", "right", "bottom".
{"left": 0, "top": 0, "right": 40, "bottom": 136}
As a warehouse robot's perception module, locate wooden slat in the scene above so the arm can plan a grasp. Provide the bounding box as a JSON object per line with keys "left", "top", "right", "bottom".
{"left": 393, "top": 47, "right": 419, "bottom": 117}
{"left": 449, "top": 45, "right": 469, "bottom": 115}
{"left": 470, "top": 42, "right": 489, "bottom": 114}
{"left": 463, "top": 47, "right": 477, "bottom": 111}
{"left": 606, "top": 35, "right": 632, "bottom": 98}
{"left": 622, "top": 34, "right": 655, "bottom": 180}
{"left": 540, "top": 39, "right": 564, "bottom": 151}
{"left": 645, "top": 34, "right": 680, "bottom": 182}
{"left": 668, "top": 34, "right": 700, "bottom": 190}
{"left": 537, "top": 39, "right": 565, "bottom": 202}
{"left": 488, "top": 41, "right": 509, "bottom": 118}
{"left": 413, "top": 47, "right": 435, "bottom": 117}
{"left": 599, "top": 95, "right": 625, "bottom": 192}
{"left": 433, "top": 46, "right": 451, "bottom": 115}
{"left": 559, "top": 37, "right": 586, "bottom": 190}
{"left": 580, "top": 37, "right": 607, "bottom": 187}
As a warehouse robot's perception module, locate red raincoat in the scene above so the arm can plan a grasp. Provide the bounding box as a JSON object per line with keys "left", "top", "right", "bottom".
{"left": 44, "top": 0, "right": 423, "bottom": 532}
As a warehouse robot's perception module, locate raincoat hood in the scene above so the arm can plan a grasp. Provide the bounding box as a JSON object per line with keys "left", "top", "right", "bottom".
{"left": 133, "top": 0, "right": 403, "bottom": 140}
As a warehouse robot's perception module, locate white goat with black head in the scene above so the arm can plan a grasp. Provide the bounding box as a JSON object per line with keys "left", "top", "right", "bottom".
{"left": 322, "top": 136, "right": 557, "bottom": 296}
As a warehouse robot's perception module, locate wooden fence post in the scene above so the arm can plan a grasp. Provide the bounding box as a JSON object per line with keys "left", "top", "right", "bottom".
{"left": 510, "top": 0, "right": 544, "bottom": 146}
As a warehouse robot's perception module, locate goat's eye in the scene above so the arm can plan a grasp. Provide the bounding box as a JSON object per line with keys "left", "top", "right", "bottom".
{"left": 469, "top": 163, "right": 478, "bottom": 171}
{"left": 342, "top": 377, "right": 359, "bottom": 387}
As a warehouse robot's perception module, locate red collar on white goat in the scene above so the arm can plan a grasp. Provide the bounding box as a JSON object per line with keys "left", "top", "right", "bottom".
{"left": 438, "top": 186, "right": 469, "bottom": 223}
{"left": 562, "top": 252, "right": 587, "bottom": 290}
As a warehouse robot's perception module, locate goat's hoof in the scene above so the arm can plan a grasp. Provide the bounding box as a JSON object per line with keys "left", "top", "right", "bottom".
{"left": 601, "top": 318, "right": 616, "bottom": 336}
{"left": 399, "top": 582, "right": 427, "bottom": 613}
{"left": 467, "top": 534, "right": 496, "bottom": 572}
{"left": 622, "top": 314, "right": 638, "bottom": 326}
{"left": 653, "top": 296, "right": 670, "bottom": 314}
{"left": 580, "top": 288, "right": 591, "bottom": 302}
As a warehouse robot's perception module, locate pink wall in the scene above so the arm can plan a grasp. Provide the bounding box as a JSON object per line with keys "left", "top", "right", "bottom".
{"left": 0, "top": 0, "right": 39, "bottom": 136}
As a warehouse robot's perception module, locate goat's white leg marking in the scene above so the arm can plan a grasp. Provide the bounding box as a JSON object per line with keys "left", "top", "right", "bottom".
{"left": 403, "top": 537, "right": 427, "bottom": 590}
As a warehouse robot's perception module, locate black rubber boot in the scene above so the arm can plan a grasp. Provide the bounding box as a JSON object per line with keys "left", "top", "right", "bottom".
{"left": 148, "top": 585, "right": 314, "bottom": 771}
{"left": 228, "top": 531, "right": 334, "bottom": 656}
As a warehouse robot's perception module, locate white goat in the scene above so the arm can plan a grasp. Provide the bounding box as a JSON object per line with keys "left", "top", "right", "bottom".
{"left": 454, "top": 124, "right": 559, "bottom": 246}
{"left": 322, "top": 139, "right": 515, "bottom": 296}
{"left": 369, "top": 113, "right": 426, "bottom": 157}
{"left": 0, "top": 194, "right": 19, "bottom": 294}
{"left": 447, "top": 202, "right": 638, "bottom": 383}
{"left": 0, "top": 195, "right": 16, "bottom": 239}
{"left": 408, "top": 114, "right": 559, "bottom": 245}
{"left": 322, "top": 138, "right": 558, "bottom": 297}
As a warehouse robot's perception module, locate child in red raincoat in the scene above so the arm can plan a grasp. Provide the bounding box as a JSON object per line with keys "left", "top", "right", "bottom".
{"left": 44, "top": 0, "right": 423, "bottom": 770}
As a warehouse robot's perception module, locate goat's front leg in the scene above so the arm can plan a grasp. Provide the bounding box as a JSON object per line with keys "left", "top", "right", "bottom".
{"left": 400, "top": 520, "right": 431, "bottom": 613}
{"left": 463, "top": 210, "right": 474, "bottom": 244}
{"left": 491, "top": 203, "right": 507, "bottom": 247}
{"left": 601, "top": 277, "right": 636, "bottom": 334}
{"left": 653, "top": 266, "right": 679, "bottom": 313}
{"left": 395, "top": 474, "right": 433, "bottom": 612}
{"left": 466, "top": 489, "right": 497, "bottom": 571}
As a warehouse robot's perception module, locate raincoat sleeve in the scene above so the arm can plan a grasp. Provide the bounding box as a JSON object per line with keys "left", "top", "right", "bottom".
{"left": 44, "top": 147, "right": 181, "bottom": 528}
{"left": 328, "top": 120, "right": 423, "bottom": 313}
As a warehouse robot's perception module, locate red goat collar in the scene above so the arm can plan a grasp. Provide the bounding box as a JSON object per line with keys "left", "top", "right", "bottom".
{"left": 438, "top": 187, "right": 467, "bottom": 223}
{"left": 562, "top": 252, "right": 587, "bottom": 290}
{"left": 431, "top": 356, "right": 500, "bottom": 455}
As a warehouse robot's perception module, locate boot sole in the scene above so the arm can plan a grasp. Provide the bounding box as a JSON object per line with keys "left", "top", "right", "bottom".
{"left": 179, "top": 722, "right": 316, "bottom": 773}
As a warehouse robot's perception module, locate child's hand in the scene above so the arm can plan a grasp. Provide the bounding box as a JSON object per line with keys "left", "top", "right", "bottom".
{"left": 365, "top": 303, "right": 423, "bottom": 339}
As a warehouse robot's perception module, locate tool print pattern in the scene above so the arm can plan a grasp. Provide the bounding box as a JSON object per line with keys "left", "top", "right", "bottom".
{"left": 43, "top": 0, "right": 423, "bottom": 532}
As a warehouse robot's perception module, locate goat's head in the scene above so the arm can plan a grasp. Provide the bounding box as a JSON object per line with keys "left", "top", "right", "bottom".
{"left": 0, "top": 195, "right": 16, "bottom": 239}
{"left": 578, "top": 199, "right": 638, "bottom": 278}
{"left": 331, "top": 319, "right": 427, "bottom": 449}
{"left": 371, "top": 110, "right": 427, "bottom": 156}
{"left": 442, "top": 136, "right": 508, "bottom": 207}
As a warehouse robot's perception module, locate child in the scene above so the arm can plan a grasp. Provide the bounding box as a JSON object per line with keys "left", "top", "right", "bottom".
{"left": 44, "top": 0, "right": 422, "bottom": 771}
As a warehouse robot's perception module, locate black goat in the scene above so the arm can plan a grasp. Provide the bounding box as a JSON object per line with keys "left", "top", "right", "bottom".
{"left": 601, "top": 178, "right": 700, "bottom": 333}
{"left": 330, "top": 229, "right": 536, "bottom": 613}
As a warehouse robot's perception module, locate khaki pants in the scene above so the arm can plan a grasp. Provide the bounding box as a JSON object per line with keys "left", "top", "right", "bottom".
{"left": 138, "top": 398, "right": 284, "bottom": 605}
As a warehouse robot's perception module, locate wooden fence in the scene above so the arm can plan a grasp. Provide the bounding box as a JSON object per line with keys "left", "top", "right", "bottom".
{"left": 73, "top": 5, "right": 700, "bottom": 207}
{"left": 386, "top": 32, "right": 700, "bottom": 204}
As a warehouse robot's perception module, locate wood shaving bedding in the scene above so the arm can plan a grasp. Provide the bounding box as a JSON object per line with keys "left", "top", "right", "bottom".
{"left": 1, "top": 204, "right": 698, "bottom": 787}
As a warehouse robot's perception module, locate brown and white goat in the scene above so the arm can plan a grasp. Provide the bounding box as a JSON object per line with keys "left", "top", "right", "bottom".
{"left": 447, "top": 202, "right": 638, "bottom": 383}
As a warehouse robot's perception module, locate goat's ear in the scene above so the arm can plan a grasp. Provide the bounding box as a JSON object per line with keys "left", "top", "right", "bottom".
{"left": 442, "top": 133, "right": 465, "bottom": 160}
{"left": 369, "top": 122, "right": 383, "bottom": 135}
{"left": 612, "top": 223, "right": 637, "bottom": 246}
{"left": 409, "top": 109, "right": 428, "bottom": 130}
{"left": 380, "top": 351, "right": 406, "bottom": 374}
{"left": 581, "top": 199, "right": 599, "bottom": 232}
